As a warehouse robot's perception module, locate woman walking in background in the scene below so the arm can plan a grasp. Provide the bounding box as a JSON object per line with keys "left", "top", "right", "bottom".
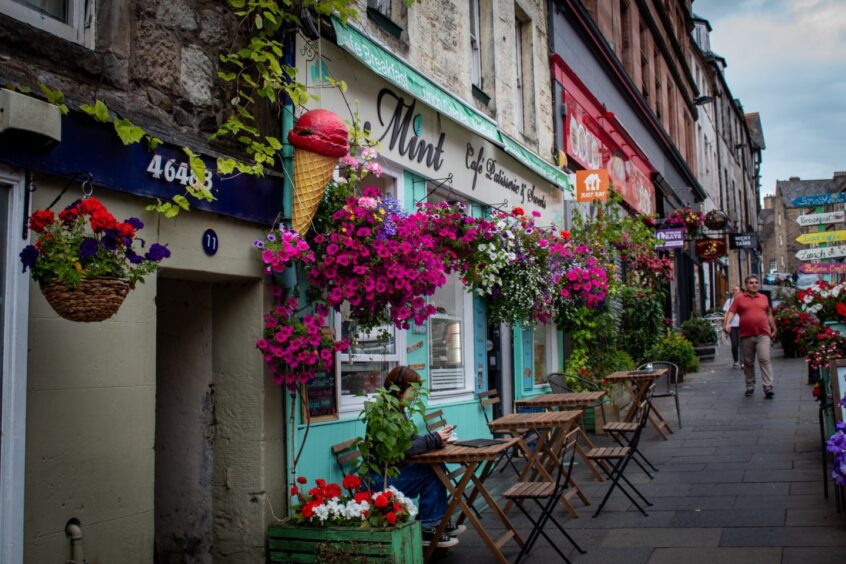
{"left": 723, "top": 285, "right": 742, "bottom": 368}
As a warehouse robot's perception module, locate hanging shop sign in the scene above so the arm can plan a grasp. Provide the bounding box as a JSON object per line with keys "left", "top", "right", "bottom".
{"left": 796, "top": 230, "right": 846, "bottom": 245}
{"left": 729, "top": 233, "right": 759, "bottom": 250}
{"left": 800, "top": 263, "right": 846, "bottom": 275}
{"left": 704, "top": 210, "right": 729, "bottom": 230}
{"left": 796, "top": 245, "right": 846, "bottom": 261}
{"left": 575, "top": 169, "right": 609, "bottom": 202}
{"left": 695, "top": 238, "right": 728, "bottom": 261}
{"left": 791, "top": 192, "right": 846, "bottom": 208}
{"left": 655, "top": 228, "right": 685, "bottom": 250}
{"left": 796, "top": 211, "right": 845, "bottom": 227}
{"left": 301, "top": 36, "right": 563, "bottom": 224}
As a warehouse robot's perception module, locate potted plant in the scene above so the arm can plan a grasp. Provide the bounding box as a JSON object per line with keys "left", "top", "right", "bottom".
{"left": 645, "top": 331, "right": 700, "bottom": 381}
{"left": 666, "top": 207, "right": 704, "bottom": 239}
{"left": 20, "top": 197, "right": 170, "bottom": 321}
{"left": 269, "top": 473, "right": 423, "bottom": 563}
{"left": 681, "top": 317, "right": 718, "bottom": 361}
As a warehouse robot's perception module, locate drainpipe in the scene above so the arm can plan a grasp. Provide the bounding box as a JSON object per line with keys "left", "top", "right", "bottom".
{"left": 65, "top": 518, "right": 86, "bottom": 564}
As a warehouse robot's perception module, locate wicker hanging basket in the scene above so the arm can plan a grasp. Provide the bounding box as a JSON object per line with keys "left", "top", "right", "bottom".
{"left": 40, "top": 278, "right": 132, "bottom": 322}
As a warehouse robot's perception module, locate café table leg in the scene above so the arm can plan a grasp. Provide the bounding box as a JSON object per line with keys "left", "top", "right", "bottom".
{"left": 573, "top": 427, "right": 608, "bottom": 481}
{"left": 430, "top": 462, "right": 513, "bottom": 564}
{"left": 647, "top": 400, "right": 672, "bottom": 440}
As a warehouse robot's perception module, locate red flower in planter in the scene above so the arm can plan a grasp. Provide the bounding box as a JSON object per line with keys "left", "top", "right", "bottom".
{"left": 29, "top": 209, "right": 55, "bottom": 233}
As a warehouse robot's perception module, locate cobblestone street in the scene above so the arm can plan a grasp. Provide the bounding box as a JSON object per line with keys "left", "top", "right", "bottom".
{"left": 441, "top": 345, "right": 846, "bottom": 563}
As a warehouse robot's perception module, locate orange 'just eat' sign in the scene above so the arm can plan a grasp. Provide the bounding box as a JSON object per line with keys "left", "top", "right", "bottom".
{"left": 576, "top": 169, "right": 609, "bottom": 202}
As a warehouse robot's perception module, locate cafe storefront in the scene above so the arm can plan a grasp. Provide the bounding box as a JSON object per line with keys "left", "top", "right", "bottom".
{"left": 287, "top": 20, "right": 571, "bottom": 483}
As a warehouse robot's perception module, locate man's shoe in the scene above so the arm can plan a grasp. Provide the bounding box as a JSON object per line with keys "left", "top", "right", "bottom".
{"left": 765, "top": 390, "right": 774, "bottom": 399}
{"left": 422, "top": 528, "right": 459, "bottom": 548}
{"left": 744, "top": 389, "right": 754, "bottom": 397}
{"left": 444, "top": 522, "right": 467, "bottom": 537}
{"left": 732, "top": 362, "right": 739, "bottom": 369}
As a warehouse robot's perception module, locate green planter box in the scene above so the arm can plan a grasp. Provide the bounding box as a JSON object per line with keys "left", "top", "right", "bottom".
{"left": 269, "top": 519, "right": 423, "bottom": 563}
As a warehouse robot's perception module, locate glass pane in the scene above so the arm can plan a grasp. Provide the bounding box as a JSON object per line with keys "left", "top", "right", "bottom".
{"left": 340, "top": 302, "right": 396, "bottom": 355}
{"left": 430, "top": 273, "right": 463, "bottom": 318}
{"left": 14, "top": 0, "right": 68, "bottom": 22}
{"left": 340, "top": 361, "right": 395, "bottom": 398}
{"left": 533, "top": 325, "right": 547, "bottom": 386}
{"left": 430, "top": 318, "right": 462, "bottom": 370}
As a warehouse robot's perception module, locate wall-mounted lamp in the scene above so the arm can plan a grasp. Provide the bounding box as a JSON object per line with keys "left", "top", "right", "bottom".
{"left": 694, "top": 95, "right": 714, "bottom": 106}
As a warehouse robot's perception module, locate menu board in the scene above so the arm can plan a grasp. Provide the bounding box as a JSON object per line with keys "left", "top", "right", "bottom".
{"left": 303, "top": 371, "right": 339, "bottom": 422}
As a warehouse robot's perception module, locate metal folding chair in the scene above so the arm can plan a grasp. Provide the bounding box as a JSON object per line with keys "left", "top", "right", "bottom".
{"left": 503, "top": 429, "right": 586, "bottom": 563}
{"left": 586, "top": 391, "right": 655, "bottom": 517}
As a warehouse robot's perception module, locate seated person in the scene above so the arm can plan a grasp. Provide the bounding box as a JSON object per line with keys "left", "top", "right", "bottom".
{"left": 369, "top": 365, "right": 466, "bottom": 547}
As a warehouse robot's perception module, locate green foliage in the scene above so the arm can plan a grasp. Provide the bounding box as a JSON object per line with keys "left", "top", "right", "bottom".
{"left": 80, "top": 99, "right": 110, "bottom": 123}
{"left": 680, "top": 317, "right": 717, "bottom": 345}
{"left": 37, "top": 83, "right": 69, "bottom": 116}
{"left": 646, "top": 331, "right": 700, "bottom": 375}
{"left": 618, "top": 286, "right": 666, "bottom": 363}
{"left": 356, "top": 383, "right": 428, "bottom": 490}
{"left": 113, "top": 118, "right": 146, "bottom": 144}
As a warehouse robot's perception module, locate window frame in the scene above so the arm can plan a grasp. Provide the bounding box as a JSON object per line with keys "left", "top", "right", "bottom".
{"left": 530, "top": 322, "right": 557, "bottom": 390}
{"left": 0, "top": 167, "right": 30, "bottom": 564}
{"left": 469, "top": 0, "right": 482, "bottom": 87}
{"left": 0, "top": 0, "right": 93, "bottom": 47}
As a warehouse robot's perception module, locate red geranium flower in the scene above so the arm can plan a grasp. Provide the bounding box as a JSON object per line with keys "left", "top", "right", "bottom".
{"left": 354, "top": 491, "right": 371, "bottom": 504}
{"left": 374, "top": 494, "right": 388, "bottom": 508}
{"left": 90, "top": 209, "right": 118, "bottom": 232}
{"left": 512, "top": 207, "right": 525, "bottom": 216}
{"left": 29, "top": 210, "right": 55, "bottom": 233}
{"left": 290, "top": 486, "right": 298, "bottom": 496}
{"left": 324, "top": 483, "right": 342, "bottom": 499}
{"left": 297, "top": 476, "right": 308, "bottom": 484}
{"left": 342, "top": 474, "right": 362, "bottom": 490}
{"left": 836, "top": 302, "right": 846, "bottom": 319}
{"left": 560, "top": 230, "right": 571, "bottom": 241}
{"left": 386, "top": 511, "right": 397, "bottom": 525}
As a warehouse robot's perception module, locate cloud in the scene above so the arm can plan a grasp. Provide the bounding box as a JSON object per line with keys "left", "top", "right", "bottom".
{"left": 695, "top": 0, "right": 846, "bottom": 194}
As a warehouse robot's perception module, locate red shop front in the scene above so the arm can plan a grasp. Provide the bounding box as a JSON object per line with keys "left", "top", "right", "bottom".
{"left": 551, "top": 55, "right": 656, "bottom": 216}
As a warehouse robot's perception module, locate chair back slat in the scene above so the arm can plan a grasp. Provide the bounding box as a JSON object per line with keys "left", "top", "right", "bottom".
{"left": 331, "top": 438, "right": 363, "bottom": 477}
{"left": 480, "top": 397, "right": 500, "bottom": 408}
{"left": 478, "top": 389, "right": 500, "bottom": 426}
{"left": 425, "top": 409, "right": 447, "bottom": 432}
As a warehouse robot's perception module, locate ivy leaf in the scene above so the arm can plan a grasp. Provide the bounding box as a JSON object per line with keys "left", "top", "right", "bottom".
{"left": 173, "top": 194, "right": 191, "bottom": 211}
{"left": 218, "top": 71, "right": 238, "bottom": 82}
{"left": 80, "top": 99, "right": 110, "bottom": 123}
{"left": 265, "top": 136, "right": 282, "bottom": 151}
{"left": 113, "top": 118, "right": 146, "bottom": 145}
{"left": 216, "top": 157, "right": 237, "bottom": 175}
{"left": 146, "top": 136, "right": 163, "bottom": 151}
{"left": 182, "top": 146, "right": 207, "bottom": 187}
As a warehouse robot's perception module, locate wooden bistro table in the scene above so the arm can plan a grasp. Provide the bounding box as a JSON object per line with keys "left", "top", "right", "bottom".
{"left": 605, "top": 369, "right": 673, "bottom": 439}
{"left": 487, "top": 410, "right": 590, "bottom": 518}
{"left": 514, "top": 391, "right": 609, "bottom": 482}
{"left": 407, "top": 437, "right": 524, "bottom": 563}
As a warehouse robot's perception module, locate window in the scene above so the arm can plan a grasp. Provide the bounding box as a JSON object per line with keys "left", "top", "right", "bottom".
{"left": 532, "top": 323, "right": 556, "bottom": 388}
{"left": 769, "top": 259, "right": 776, "bottom": 272}
{"left": 514, "top": 5, "right": 535, "bottom": 136}
{"left": 639, "top": 23, "right": 650, "bottom": 101}
{"left": 0, "top": 0, "right": 93, "bottom": 46}
{"left": 366, "top": 0, "right": 407, "bottom": 38}
{"left": 469, "top": 0, "right": 481, "bottom": 87}
{"left": 620, "top": 0, "right": 632, "bottom": 72}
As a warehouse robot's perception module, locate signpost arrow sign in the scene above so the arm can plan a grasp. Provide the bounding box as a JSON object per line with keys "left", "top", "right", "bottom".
{"left": 796, "top": 230, "right": 846, "bottom": 245}
{"left": 796, "top": 245, "right": 846, "bottom": 261}
{"left": 796, "top": 211, "right": 845, "bottom": 226}
{"left": 791, "top": 192, "right": 846, "bottom": 207}
{"left": 800, "top": 263, "right": 846, "bottom": 275}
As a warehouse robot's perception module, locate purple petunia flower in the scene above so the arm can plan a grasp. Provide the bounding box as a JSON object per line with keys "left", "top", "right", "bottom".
{"left": 102, "top": 235, "right": 118, "bottom": 251}
{"left": 125, "top": 250, "right": 143, "bottom": 265}
{"left": 254, "top": 240, "right": 265, "bottom": 249}
{"left": 125, "top": 217, "right": 144, "bottom": 230}
{"left": 79, "top": 238, "right": 99, "bottom": 260}
{"left": 19, "top": 245, "right": 38, "bottom": 272}
{"left": 145, "top": 243, "right": 171, "bottom": 262}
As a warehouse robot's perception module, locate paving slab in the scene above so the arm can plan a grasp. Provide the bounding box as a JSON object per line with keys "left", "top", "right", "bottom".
{"left": 646, "top": 547, "right": 782, "bottom": 564}
{"left": 600, "top": 527, "right": 721, "bottom": 547}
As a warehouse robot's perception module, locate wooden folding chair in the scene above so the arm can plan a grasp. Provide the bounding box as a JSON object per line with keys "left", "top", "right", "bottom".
{"left": 478, "top": 389, "right": 525, "bottom": 476}
{"left": 503, "top": 429, "right": 587, "bottom": 563}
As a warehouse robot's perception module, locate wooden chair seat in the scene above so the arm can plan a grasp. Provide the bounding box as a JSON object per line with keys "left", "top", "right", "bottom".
{"left": 603, "top": 422, "right": 638, "bottom": 433}
{"left": 503, "top": 481, "right": 557, "bottom": 499}
{"left": 586, "top": 446, "right": 630, "bottom": 459}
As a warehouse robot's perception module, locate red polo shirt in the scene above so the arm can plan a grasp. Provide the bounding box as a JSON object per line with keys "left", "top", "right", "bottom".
{"left": 728, "top": 292, "right": 772, "bottom": 338}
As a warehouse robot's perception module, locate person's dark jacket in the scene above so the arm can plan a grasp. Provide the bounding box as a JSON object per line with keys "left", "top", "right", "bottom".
{"left": 406, "top": 430, "right": 443, "bottom": 456}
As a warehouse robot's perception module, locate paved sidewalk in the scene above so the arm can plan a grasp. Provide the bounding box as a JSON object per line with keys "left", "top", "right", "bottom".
{"left": 440, "top": 345, "right": 846, "bottom": 563}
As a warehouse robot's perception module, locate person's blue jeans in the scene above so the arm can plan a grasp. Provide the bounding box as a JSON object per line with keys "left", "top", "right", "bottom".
{"left": 370, "top": 464, "right": 448, "bottom": 528}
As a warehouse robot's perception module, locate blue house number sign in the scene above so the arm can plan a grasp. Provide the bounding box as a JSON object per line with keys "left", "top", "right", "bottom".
{"left": 202, "top": 229, "right": 219, "bottom": 256}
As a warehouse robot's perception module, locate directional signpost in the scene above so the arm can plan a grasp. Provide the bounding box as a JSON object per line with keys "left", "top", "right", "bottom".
{"left": 796, "top": 211, "right": 845, "bottom": 227}
{"left": 796, "top": 246, "right": 846, "bottom": 261}
{"left": 800, "top": 263, "right": 846, "bottom": 275}
{"left": 796, "top": 230, "right": 846, "bottom": 245}
{"left": 791, "top": 192, "right": 846, "bottom": 207}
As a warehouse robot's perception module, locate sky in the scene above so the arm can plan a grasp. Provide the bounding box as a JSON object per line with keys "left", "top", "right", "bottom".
{"left": 693, "top": 0, "right": 846, "bottom": 197}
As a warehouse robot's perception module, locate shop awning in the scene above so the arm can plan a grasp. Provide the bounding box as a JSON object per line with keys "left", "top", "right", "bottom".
{"left": 332, "top": 18, "right": 571, "bottom": 192}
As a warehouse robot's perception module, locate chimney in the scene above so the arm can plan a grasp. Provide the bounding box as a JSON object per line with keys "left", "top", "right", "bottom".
{"left": 789, "top": 176, "right": 800, "bottom": 181}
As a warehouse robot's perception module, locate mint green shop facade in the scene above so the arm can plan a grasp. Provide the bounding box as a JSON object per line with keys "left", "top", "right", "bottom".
{"left": 284, "top": 21, "right": 572, "bottom": 489}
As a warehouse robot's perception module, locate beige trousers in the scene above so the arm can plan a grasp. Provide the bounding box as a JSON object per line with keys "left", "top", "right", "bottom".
{"left": 741, "top": 335, "right": 774, "bottom": 391}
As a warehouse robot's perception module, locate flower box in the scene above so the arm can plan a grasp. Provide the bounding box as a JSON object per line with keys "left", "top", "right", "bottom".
{"left": 268, "top": 519, "right": 422, "bottom": 563}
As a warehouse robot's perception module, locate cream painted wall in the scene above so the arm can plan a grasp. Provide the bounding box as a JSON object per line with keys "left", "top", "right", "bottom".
{"left": 23, "top": 184, "right": 282, "bottom": 563}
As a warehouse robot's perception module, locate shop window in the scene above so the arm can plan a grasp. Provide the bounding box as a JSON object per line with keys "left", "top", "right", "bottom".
{"left": 532, "top": 323, "right": 556, "bottom": 388}
{"left": 0, "top": 0, "right": 93, "bottom": 47}
{"left": 366, "top": 0, "right": 407, "bottom": 39}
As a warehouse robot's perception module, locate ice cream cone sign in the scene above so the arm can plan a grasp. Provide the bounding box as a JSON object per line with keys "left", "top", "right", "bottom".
{"left": 287, "top": 109, "right": 349, "bottom": 234}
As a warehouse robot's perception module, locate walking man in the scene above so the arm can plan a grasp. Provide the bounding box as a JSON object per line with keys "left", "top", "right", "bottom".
{"left": 724, "top": 275, "right": 778, "bottom": 399}
{"left": 723, "top": 285, "right": 742, "bottom": 368}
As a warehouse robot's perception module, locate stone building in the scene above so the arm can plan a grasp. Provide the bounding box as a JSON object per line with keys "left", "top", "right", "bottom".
{"left": 0, "top": 2, "right": 286, "bottom": 562}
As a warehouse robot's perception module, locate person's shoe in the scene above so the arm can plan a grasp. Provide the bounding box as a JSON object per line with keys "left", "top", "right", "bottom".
{"left": 740, "top": 362, "right": 745, "bottom": 369}
{"left": 444, "top": 522, "right": 467, "bottom": 537}
{"left": 744, "top": 389, "right": 754, "bottom": 397}
{"left": 422, "top": 528, "right": 459, "bottom": 548}
{"left": 765, "top": 390, "right": 775, "bottom": 399}
{"left": 732, "top": 362, "right": 739, "bottom": 369}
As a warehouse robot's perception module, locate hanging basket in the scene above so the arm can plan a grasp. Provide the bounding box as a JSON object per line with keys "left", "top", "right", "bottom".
{"left": 40, "top": 278, "right": 132, "bottom": 322}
